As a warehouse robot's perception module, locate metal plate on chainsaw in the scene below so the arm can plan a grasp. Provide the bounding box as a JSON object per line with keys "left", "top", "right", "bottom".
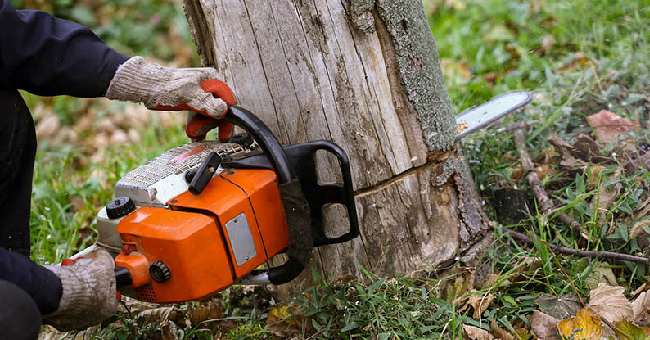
{"left": 455, "top": 91, "right": 533, "bottom": 140}
{"left": 225, "top": 213, "right": 257, "bottom": 267}
{"left": 115, "top": 142, "right": 245, "bottom": 205}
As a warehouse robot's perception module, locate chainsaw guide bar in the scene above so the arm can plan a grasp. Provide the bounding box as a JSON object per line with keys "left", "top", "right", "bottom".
{"left": 455, "top": 91, "right": 533, "bottom": 140}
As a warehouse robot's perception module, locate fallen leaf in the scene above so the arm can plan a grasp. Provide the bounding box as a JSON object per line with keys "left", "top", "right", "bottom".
{"left": 632, "top": 283, "right": 650, "bottom": 297}
{"left": 442, "top": 268, "right": 475, "bottom": 306}
{"left": 583, "top": 261, "right": 618, "bottom": 289}
{"left": 461, "top": 292, "right": 495, "bottom": 319}
{"left": 509, "top": 257, "right": 542, "bottom": 283}
{"left": 514, "top": 328, "right": 532, "bottom": 340}
{"left": 529, "top": 310, "right": 559, "bottom": 340}
{"left": 590, "top": 167, "right": 622, "bottom": 233}
{"left": 630, "top": 219, "right": 650, "bottom": 240}
{"left": 188, "top": 299, "right": 225, "bottom": 326}
{"left": 588, "top": 283, "right": 633, "bottom": 324}
{"left": 138, "top": 306, "right": 179, "bottom": 326}
{"left": 440, "top": 58, "right": 471, "bottom": 83}
{"left": 548, "top": 135, "right": 590, "bottom": 170}
{"left": 110, "top": 128, "right": 130, "bottom": 145}
{"left": 490, "top": 319, "right": 514, "bottom": 340}
{"left": 573, "top": 134, "right": 605, "bottom": 163}
{"left": 535, "top": 293, "right": 583, "bottom": 320}
{"left": 635, "top": 196, "right": 650, "bottom": 220}
{"left": 614, "top": 319, "right": 649, "bottom": 340}
{"left": 632, "top": 291, "right": 650, "bottom": 322}
{"left": 558, "top": 53, "right": 592, "bottom": 72}
{"left": 541, "top": 35, "right": 556, "bottom": 53}
{"left": 69, "top": 196, "right": 85, "bottom": 212}
{"left": 35, "top": 114, "right": 60, "bottom": 139}
{"left": 557, "top": 308, "right": 602, "bottom": 340}
{"left": 484, "top": 24, "right": 515, "bottom": 41}
{"left": 587, "top": 110, "right": 640, "bottom": 144}
{"left": 462, "top": 324, "right": 495, "bottom": 340}
{"left": 267, "top": 303, "right": 310, "bottom": 337}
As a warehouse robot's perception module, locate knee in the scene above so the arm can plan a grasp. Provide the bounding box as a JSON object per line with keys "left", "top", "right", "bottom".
{"left": 0, "top": 279, "right": 42, "bottom": 340}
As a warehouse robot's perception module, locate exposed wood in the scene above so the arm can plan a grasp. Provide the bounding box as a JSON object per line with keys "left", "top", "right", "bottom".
{"left": 183, "top": 0, "right": 490, "bottom": 292}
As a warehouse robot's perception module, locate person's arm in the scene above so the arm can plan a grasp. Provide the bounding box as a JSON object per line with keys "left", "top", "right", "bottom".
{"left": 0, "top": 247, "right": 61, "bottom": 314}
{"left": 0, "top": 0, "right": 128, "bottom": 97}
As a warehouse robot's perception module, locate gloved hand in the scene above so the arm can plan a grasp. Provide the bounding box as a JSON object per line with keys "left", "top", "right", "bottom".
{"left": 43, "top": 249, "right": 119, "bottom": 331}
{"left": 105, "top": 56, "right": 236, "bottom": 141}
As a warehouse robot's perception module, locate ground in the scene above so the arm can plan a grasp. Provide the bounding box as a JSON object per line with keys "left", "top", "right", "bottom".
{"left": 17, "top": 0, "right": 650, "bottom": 339}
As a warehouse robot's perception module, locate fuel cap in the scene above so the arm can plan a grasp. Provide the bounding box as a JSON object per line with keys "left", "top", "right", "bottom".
{"left": 106, "top": 196, "right": 136, "bottom": 219}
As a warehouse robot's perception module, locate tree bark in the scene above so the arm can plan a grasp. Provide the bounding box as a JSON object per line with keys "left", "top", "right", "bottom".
{"left": 182, "top": 0, "right": 490, "bottom": 293}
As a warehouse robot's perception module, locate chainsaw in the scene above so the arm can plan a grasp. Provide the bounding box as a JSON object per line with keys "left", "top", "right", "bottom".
{"left": 92, "top": 106, "right": 359, "bottom": 303}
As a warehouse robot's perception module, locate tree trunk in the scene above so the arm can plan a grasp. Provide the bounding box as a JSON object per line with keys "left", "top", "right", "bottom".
{"left": 182, "top": 0, "right": 491, "bottom": 293}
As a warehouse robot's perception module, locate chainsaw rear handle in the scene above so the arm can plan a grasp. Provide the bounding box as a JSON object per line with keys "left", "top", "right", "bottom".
{"left": 223, "top": 140, "right": 360, "bottom": 247}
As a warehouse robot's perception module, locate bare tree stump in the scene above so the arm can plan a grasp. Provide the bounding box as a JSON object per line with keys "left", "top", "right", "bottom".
{"left": 183, "top": 0, "right": 490, "bottom": 294}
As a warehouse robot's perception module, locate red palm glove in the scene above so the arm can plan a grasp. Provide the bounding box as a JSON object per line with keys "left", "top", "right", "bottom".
{"left": 184, "top": 79, "right": 237, "bottom": 142}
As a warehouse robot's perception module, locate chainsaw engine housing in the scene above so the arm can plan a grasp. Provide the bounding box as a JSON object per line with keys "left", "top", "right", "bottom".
{"left": 99, "top": 141, "right": 289, "bottom": 302}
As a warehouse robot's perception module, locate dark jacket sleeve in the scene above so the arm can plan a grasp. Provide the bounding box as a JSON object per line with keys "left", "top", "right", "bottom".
{"left": 0, "top": 0, "right": 129, "bottom": 97}
{"left": 0, "top": 247, "right": 62, "bottom": 314}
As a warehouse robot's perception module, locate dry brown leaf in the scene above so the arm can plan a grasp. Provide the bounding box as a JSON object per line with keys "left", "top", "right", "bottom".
{"left": 589, "top": 167, "right": 622, "bottom": 234}
{"left": 558, "top": 53, "right": 592, "bottom": 72}
{"left": 514, "top": 328, "right": 532, "bottom": 340}
{"left": 632, "top": 291, "right": 650, "bottom": 322}
{"left": 267, "top": 303, "right": 311, "bottom": 337}
{"left": 529, "top": 310, "right": 559, "bottom": 339}
{"left": 587, "top": 110, "right": 640, "bottom": 144}
{"left": 632, "top": 283, "right": 650, "bottom": 297}
{"left": 573, "top": 134, "right": 603, "bottom": 163}
{"left": 461, "top": 292, "right": 495, "bottom": 319}
{"left": 584, "top": 261, "right": 618, "bottom": 289}
{"left": 138, "top": 306, "right": 178, "bottom": 326}
{"left": 440, "top": 58, "right": 471, "bottom": 83}
{"left": 535, "top": 293, "right": 583, "bottom": 320}
{"left": 541, "top": 35, "right": 556, "bottom": 53}
{"left": 630, "top": 220, "right": 650, "bottom": 240}
{"left": 548, "top": 135, "right": 590, "bottom": 170}
{"left": 557, "top": 308, "right": 602, "bottom": 339}
{"left": 110, "top": 129, "right": 130, "bottom": 145}
{"left": 588, "top": 283, "right": 633, "bottom": 324}
{"left": 490, "top": 319, "right": 514, "bottom": 340}
{"left": 188, "top": 299, "right": 225, "bottom": 326}
{"left": 635, "top": 196, "right": 650, "bottom": 220}
{"left": 35, "top": 114, "right": 60, "bottom": 139}
{"left": 462, "top": 324, "right": 495, "bottom": 340}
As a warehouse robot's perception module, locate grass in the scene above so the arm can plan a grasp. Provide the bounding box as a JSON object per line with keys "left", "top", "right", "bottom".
{"left": 20, "top": 0, "right": 650, "bottom": 338}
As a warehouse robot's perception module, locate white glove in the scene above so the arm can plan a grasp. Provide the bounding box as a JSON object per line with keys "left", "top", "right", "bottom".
{"left": 105, "top": 56, "right": 234, "bottom": 119}
{"left": 43, "top": 249, "right": 119, "bottom": 331}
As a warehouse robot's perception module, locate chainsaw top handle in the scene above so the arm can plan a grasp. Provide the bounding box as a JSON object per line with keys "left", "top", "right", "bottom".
{"left": 223, "top": 106, "right": 294, "bottom": 185}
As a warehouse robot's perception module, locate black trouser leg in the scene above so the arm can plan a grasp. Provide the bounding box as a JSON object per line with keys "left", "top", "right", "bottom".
{"left": 0, "top": 279, "right": 41, "bottom": 340}
{"left": 0, "top": 90, "right": 37, "bottom": 257}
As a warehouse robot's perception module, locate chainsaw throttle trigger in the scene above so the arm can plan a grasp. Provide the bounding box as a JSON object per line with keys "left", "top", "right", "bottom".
{"left": 188, "top": 152, "right": 222, "bottom": 195}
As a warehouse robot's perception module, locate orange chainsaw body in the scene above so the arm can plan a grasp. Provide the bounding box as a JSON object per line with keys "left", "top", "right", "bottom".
{"left": 114, "top": 169, "right": 289, "bottom": 302}
{"left": 106, "top": 106, "right": 359, "bottom": 304}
